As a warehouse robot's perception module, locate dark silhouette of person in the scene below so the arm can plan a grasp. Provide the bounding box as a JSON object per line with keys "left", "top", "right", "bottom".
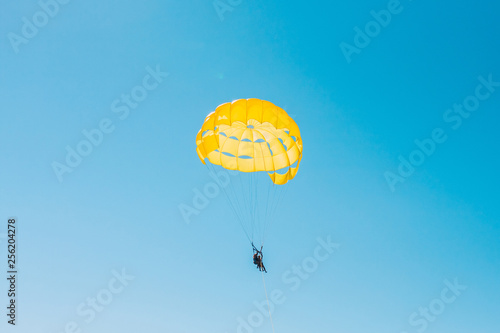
{"left": 252, "top": 243, "right": 267, "bottom": 273}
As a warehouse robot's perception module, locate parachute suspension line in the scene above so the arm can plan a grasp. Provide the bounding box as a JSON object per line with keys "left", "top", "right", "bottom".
{"left": 262, "top": 271, "right": 276, "bottom": 333}
{"left": 207, "top": 163, "right": 252, "bottom": 244}
{"left": 254, "top": 172, "right": 259, "bottom": 243}
{"left": 250, "top": 172, "right": 259, "bottom": 244}
{"left": 250, "top": 172, "right": 255, "bottom": 240}
{"left": 237, "top": 169, "right": 256, "bottom": 245}
{"left": 250, "top": 171, "right": 255, "bottom": 241}
{"left": 265, "top": 185, "right": 271, "bottom": 219}
{"left": 206, "top": 163, "right": 238, "bottom": 222}
{"left": 271, "top": 183, "right": 289, "bottom": 219}
{"left": 228, "top": 172, "right": 253, "bottom": 244}
{"left": 254, "top": 171, "right": 262, "bottom": 246}
{"left": 262, "top": 178, "right": 279, "bottom": 245}
{"left": 262, "top": 178, "right": 272, "bottom": 246}
{"left": 256, "top": 140, "right": 270, "bottom": 247}
{"left": 262, "top": 182, "right": 289, "bottom": 248}
{"left": 238, "top": 170, "right": 253, "bottom": 242}
{"left": 256, "top": 172, "right": 264, "bottom": 246}
{"left": 261, "top": 179, "right": 278, "bottom": 248}
{"left": 225, "top": 169, "right": 241, "bottom": 218}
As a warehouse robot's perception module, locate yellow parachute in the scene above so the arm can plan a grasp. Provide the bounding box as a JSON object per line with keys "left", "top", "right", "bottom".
{"left": 196, "top": 98, "right": 303, "bottom": 184}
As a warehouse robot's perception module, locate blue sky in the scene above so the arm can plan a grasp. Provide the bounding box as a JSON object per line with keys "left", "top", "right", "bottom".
{"left": 1, "top": 0, "right": 499, "bottom": 332}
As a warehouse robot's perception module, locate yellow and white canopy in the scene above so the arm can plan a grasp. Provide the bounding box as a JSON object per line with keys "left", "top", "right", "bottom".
{"left": 196, "top": 99, "right": 303, "bottom": 185}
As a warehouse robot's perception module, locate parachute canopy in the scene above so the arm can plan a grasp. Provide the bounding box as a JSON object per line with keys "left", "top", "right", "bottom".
{"left": 196, "top": 98, "right": 303, "bottom": 185}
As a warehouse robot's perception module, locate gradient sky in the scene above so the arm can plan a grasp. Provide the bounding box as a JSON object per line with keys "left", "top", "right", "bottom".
{"left": 1, "top": 0, "right": 499, "bottom": 332}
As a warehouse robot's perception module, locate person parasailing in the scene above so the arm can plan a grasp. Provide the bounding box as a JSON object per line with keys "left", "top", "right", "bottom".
{"left": 252, "top": 243, "right": 267, "bottom": 273}
{"left": 196, "top": 99, "right": 303, "bottom": 275}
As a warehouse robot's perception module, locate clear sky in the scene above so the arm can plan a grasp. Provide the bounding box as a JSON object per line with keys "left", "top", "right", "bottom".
{"left": 1, "top": 0, "right": 499, "bottom": 332}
